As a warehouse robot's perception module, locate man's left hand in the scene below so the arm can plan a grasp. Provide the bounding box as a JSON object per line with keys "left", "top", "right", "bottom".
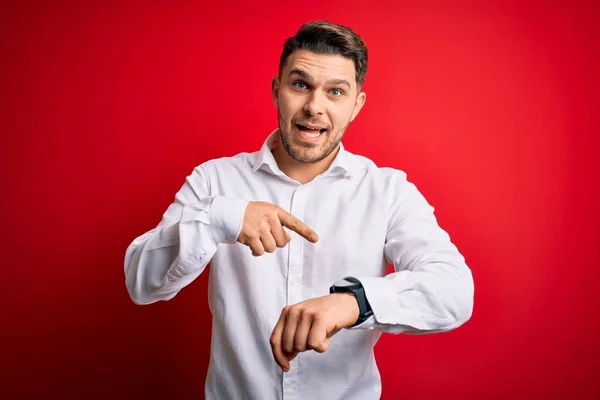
{"left": 269, "top": 293, "right": 360, "bottom": 372}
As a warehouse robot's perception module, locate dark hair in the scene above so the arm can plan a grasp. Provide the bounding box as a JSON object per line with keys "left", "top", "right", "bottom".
{"left": 278, "top": 21, "right": 368, "bottom": 88}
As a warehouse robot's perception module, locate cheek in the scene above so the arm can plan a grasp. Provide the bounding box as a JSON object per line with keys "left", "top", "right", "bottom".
{"left": 333, "top": 105, "right": 355, "bottom": 125}
{"left": 328, "top": 111, "right": 345, "bottom": 128}
{"left": 279, "top": 92, "right": 302, "bottom": 116}
{"left": 278, "top": 96, "right": 297, "bottom": 121}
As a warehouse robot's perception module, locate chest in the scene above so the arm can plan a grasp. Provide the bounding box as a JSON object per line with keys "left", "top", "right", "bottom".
{"left": 210, "top": 169, "right": 391, "bottom": 287}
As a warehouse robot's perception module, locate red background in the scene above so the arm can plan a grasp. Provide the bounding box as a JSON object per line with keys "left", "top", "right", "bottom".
{"left": 1, "top": 1, "right": 599, "bottom": 399}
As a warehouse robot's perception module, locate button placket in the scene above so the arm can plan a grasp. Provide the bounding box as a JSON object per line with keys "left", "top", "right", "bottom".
{"left": 283, "top": 375, "right": 297, "bottom": 399}
{"left": 287, "top": 185, "right": 306, "bottom": 306}
{"left": 283, "top": 185, "right": 307, "bottom": 400}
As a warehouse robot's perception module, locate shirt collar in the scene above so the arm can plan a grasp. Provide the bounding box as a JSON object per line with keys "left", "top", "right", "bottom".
{"left": 251, "top": 129, "right": 361, "bottom": 179}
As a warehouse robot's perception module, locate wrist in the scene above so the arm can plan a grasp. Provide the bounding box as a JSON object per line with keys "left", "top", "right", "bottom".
{"left": 208, "top": 196, "right": 249, "bottom": 243}
{"left": 331, "top": 292, "right": 360, "bottom": 326}
{"left": 329, "top": 277, "right": 373, "bottom": 327}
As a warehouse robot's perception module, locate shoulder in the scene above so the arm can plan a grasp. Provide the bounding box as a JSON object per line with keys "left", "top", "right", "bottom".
{"left": 180, "top": 151, "right": 256, "bottom": 194}
{"left": 344, "top": 151, "right": 430, "bottom": 210}
{"left": 347, "top": 152, "right": 434, "bottom": 219}
{"left": 192, "top": 150, "right": 256, "bottom": 175}
{"left": 346, "top": 151, "right": 409, "bottom": 188}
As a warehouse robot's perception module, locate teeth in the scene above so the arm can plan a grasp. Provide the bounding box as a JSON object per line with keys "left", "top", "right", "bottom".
{"left": 296, "top": 124, "right": 322, "bottom": 138}
{"left": 303, "top": 131, "right": 320, "bottom": 138}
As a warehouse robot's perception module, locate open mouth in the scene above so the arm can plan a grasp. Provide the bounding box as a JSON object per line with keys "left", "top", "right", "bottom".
{"left": 296, "top": 123, "right": 327, "bottom": 138}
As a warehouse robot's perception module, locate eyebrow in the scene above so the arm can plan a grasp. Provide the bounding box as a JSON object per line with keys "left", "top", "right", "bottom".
{"left": 289, "top": 69, "right": 352, "bottom": 89}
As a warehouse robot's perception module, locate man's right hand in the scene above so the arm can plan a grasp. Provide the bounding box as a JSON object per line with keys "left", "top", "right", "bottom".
{"left": 237, "top": 201, "right": 319, "bottom": 256}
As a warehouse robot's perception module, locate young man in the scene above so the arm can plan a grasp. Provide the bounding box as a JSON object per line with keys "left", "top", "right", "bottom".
{"left": 125, "top": 20, "right": 474, "bottom": 400}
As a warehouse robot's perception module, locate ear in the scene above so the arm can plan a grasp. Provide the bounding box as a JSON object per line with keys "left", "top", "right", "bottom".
{"left": 349, "top": 91, "right": 367, "bottom": 123}
{"left": 271, "top": 76, "right": 280, "bottom": 107}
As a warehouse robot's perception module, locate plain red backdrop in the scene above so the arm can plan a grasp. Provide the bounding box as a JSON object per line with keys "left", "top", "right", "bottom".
{"left": 1, "top": 1, "right": 599, "bottom": 399}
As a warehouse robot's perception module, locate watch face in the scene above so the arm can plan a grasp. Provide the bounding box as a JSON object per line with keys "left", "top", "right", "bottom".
{"left": 335, "top": 277, "right": 360, "bottom": 288}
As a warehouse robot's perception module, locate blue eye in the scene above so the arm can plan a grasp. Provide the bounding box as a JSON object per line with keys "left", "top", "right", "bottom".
{"left": 331, "top": 89, "right": 342, "bottom": 96}
{"left": 295, "top": 81, "right": 307, "bottom": 89}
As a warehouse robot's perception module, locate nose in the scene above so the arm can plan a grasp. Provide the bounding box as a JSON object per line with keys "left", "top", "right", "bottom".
{"left": 303, "top": 91, "right": 325, "bottom": 116}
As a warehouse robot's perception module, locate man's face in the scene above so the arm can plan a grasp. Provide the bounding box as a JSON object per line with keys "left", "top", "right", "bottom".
{"left": 272, "top": 50, "right": 366, "bottom": 164}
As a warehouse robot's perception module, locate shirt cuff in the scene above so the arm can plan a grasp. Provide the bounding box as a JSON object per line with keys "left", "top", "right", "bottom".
{"left": 346, "top": 315, "right": 377, "bottom": 330}
{"left": 357, "top": 276, "right": 424, "bottom": 329}
{"left": 208, "top": 195, "right": 250, "bottom": 244}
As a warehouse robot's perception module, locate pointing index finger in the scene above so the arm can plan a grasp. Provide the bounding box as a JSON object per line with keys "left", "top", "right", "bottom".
{"left": 277, "top": 208, "right": 319, "bottom": 243}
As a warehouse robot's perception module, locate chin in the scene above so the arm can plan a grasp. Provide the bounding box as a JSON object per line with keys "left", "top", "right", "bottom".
{"left": 279, "top": 123, "right": 340, "bottom": 163}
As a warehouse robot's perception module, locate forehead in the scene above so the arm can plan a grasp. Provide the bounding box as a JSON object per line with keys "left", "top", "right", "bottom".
{"left": 283, "top": 50, "right": 356, "bottom": 84}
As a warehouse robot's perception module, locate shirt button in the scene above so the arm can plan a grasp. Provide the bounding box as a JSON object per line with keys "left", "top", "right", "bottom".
{"left": 284, "top": 378, "right": 296, "bottom": 388}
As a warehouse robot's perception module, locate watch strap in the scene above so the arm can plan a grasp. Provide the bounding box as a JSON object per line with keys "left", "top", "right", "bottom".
{"left": 330, "top": 277, "right": 373, "bottom": 327}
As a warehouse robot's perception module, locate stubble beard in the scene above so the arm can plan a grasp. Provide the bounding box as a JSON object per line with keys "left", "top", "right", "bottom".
{"left": 277, "top": 110, "right": 347, "bottom": 164}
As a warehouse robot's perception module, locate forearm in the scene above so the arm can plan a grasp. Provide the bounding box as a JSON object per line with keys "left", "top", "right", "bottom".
{"left": 124, "top": 194, "right": 248, "bottom": 305}
{"left": 124, "top": 212, "right": 214, "bottom": 305}
{"left": 355, "top": 255, "right": 474, "bottom": 334}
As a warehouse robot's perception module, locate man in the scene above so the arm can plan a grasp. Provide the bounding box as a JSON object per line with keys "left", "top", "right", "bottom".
{"left": 125, "top": 20, "right": 474, "bottom": 400}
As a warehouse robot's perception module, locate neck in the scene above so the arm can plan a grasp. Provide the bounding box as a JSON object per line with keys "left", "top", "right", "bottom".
{"left": 271, "top": 135, "right": 340, "bottom": 185}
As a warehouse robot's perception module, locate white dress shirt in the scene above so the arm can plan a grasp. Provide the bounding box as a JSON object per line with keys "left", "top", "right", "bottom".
{"left": 124, "top": 130, "right": 474, "bottom": 400}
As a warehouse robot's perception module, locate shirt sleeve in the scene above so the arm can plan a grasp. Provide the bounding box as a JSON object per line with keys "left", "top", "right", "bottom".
{"left": 124, "top": 165, "right": 249, "bottom": 305}
{"left": 349, "top": 171, "right": 474, "bottom": 334}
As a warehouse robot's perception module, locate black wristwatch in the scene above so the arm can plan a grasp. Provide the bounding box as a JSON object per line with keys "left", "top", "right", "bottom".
{"left": 329, "top": 277, "right": 373, "bottom": 327}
